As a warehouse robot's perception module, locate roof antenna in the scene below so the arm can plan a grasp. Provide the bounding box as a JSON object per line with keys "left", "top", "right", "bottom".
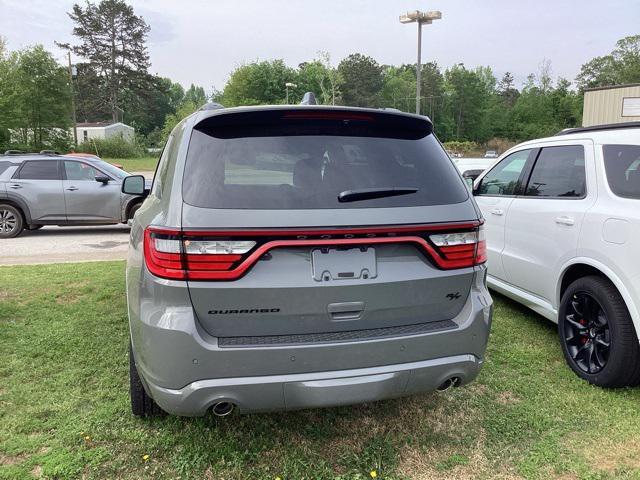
{"left": 300, "top": 92, "right": 317, "bottom": 105}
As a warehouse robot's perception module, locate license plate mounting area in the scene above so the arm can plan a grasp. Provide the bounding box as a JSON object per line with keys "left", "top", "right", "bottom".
{"left": 311, "top": 246, "right": 377, "bottom": 282}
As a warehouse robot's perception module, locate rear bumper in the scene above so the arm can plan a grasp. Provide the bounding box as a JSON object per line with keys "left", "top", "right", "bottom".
{"left": 146, "top": 353, "right": 482, "bottom": 416}
{"left": 128, "top": 265, "right": 492, "bottom": 416}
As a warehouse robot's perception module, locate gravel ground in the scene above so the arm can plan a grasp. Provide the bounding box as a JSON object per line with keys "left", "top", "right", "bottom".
{"left": 0, "top": 224, "right": 131, "bottom": 265}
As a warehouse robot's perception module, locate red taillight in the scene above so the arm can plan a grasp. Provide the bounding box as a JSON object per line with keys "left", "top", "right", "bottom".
{"left": 143, "top": 223, "right": 485, "bottom": 281}
{"left": 144, "top": 228, "right": 256, "bottom": 280}
{"left": 428, "top": 226, "right": 487, "bottom": 269}
{"left": 144, "top": 229, "right": 185, "bottom": 280}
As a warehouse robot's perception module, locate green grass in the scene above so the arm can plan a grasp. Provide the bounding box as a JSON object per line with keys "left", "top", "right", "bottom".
{"left": 106, "top": 157, "right": 158, "bottom": 172}
{"left": 2, "top": 262, "right": 640, "bottom": 479}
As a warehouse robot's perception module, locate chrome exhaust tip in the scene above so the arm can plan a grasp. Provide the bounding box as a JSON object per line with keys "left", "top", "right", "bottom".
{"left": 436, "top": 377, "right": 461, "bottom": 392}
{"left": 211, "top": 401, "right": 234, "bottom": 417}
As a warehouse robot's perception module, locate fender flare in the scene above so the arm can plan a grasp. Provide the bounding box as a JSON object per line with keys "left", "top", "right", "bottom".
{"left": 1, "top": 193, "right": 32, "bottom": 224}
{"left": 557, "top": 257, "right": 640, "bottom": 338}
{"left": 122, "top": 196, "right": 144, "bottom": 222}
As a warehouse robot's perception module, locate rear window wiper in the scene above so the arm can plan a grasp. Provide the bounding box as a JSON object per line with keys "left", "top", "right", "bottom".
{"left": 337, "top": 187, "right": 419, "bottom": 203}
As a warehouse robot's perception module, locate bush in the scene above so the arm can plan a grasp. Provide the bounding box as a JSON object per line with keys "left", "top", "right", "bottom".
{"left": 75, "top": 136, "right": 145, "bottom": 158}
{"left": 443, "top": 140, "right": 479, "bottom": 154}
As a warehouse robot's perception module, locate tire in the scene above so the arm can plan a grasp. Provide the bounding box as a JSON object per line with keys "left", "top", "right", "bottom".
{"left": 0, "top": 204, "right": 24, "bottom": 238}
{"left": 129, "top": 342, "right": 164, "bottom": 417}
{"left": 558, "top": 275, "right": 640, "bottom": 388}
{"left": 127, "top": 202, "right": 142, "bottom": 222}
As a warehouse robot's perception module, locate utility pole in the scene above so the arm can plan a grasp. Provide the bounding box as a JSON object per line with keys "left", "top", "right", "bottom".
{"left": 67, "top": 51, "right": 78, "bottom": 146}
{"left": 399, "top": 10, "right": 442, "bottom": 115}
{"left": 285, "top": 82, "right": 297, "bottom": 104}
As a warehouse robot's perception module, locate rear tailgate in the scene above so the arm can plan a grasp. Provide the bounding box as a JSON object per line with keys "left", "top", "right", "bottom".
{"left": 174, "top": 108, "right": 482, "bottom": 338}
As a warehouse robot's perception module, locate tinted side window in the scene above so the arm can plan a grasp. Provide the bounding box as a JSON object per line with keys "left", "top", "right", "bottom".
{"left": 64, "top": 161, "right": 100, "bottom": 181}
{"left": 0, "top": 161, "right": 12, "bottom": 175}
{"left": 478, "top": 149, "right": 530, "bottom": 196}
{"left": 525, "top": 146, "right": 585, "bottom": 197}
{"left": 152, "top": 124, "right": 184, "bottom": 199}
{"left": 16, "top": 160, "right": 60, "bottom": 180}
{"left": 603, "top": 144, "right": 640, "bottom": 199}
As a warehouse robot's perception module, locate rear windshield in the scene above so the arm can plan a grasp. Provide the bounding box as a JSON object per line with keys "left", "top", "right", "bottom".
{"left": 603, "top": 144, "right": 640, "bottom": 199}
{"left": 182, "top": 111, "right": 468, "bottom": 209}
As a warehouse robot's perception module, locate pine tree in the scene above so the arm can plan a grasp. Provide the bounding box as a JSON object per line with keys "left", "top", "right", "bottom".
{"left": 57, "top": 0, "right": 150, "bottom": 122}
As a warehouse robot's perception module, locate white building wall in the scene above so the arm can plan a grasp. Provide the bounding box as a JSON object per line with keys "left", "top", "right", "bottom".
{"left": 74, "top": 123, "right": 135, "bottom": 143}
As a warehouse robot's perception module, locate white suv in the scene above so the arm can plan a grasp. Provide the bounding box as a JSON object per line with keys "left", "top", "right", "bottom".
{"left": 473, "top": 123, "right": 640, "bottom": 388}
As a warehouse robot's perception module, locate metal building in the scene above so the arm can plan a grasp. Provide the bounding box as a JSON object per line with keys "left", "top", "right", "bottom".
{"left": 582, "top": 83, "right": 640, "bottom": 127}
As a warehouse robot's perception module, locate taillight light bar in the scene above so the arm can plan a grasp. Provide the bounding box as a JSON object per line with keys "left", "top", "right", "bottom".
{"left": 428, "top": 227, "right": 487, "bottom": 269}
{"left": 143, "top": 223, "right": 486, "bottom": 281}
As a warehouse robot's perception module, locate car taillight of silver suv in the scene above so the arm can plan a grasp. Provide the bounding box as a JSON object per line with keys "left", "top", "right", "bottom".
{"left": 123, "top": 104, "right": 493, "bottom": 417}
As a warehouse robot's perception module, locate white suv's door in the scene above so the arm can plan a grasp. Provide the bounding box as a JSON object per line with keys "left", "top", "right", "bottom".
{"left": 474, "top": 148, "right": 535, "bottom": 281}
{"left": 502, "top": 141, "right": 596, "bottom": 306}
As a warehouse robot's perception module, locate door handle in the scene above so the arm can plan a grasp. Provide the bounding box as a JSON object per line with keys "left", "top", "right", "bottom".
{"left": 555, "top": 216, "right": 575, "bottom": 226}
{"left": 490, "top": 208, "right": 504, "bottom": 216}
{"left": 9, "top": 184, "right": 22, "bottom": 189}
{"left": 66, "top": 186, "right": 79, "bottom": 191}
{"left": 328, "top": 302, "right": 364, "bottom": 321}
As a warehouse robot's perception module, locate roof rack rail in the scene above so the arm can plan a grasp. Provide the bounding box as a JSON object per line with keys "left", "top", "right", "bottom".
{"left": 4, "top": 150, "right": 24, "bottom": 155}
{"left": 555, "top": 121, "right": 640, "bottom": 136}
{"left": 39, "top": 150, "right": 60, "bottom": 155}
{"left": 200, "top": 102, "right": 224, "bottom": 111}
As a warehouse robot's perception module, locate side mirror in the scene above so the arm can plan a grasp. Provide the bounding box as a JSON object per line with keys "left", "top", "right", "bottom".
{"left": 122, "top": 175, "right": 146, "bottom": 195}
{"left": 95, "top": 175, "right": 110, "bottom": 184}
{"left": 464, "top": 177, "right": 474, "bottom": 190}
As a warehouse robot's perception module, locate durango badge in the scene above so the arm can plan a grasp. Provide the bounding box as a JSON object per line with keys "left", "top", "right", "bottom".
{"left": 208, "top": 308, "right": 281, "bottom": 315}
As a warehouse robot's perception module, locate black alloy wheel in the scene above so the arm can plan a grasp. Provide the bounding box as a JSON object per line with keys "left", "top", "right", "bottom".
{"left": 562, "top": 291, "right": 610, "bottom": 374}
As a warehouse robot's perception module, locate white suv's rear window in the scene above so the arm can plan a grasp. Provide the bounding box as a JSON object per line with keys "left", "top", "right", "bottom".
{"left": 603, "top": 144, "right": 640, "bottom": 199}
{"left": 182, "top": 111, "right": 468, "bottom": 209}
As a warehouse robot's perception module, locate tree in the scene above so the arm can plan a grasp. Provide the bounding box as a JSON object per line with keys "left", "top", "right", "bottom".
{"left": 380, "top": 66, "right": 416, "bottom": 112}
{"left": 183, "top": 84, "right": 208, "bottom": 107}
{"left": 120, "top": 76, "right": 185, "bottom": 136}
{"left": 58, "top": 0, "right": 151, "bottom": 122}
{"left": 419, "top": 62, "right": 445, "bottom": 123}
{"left": 496, "top": 72, "right": 519, "bottom": 107}
{"left": 316, "top": 51, "right": 341, "bottom": 105}
{"left": 161, "top": 100, "right": 198, "bottom": 140}
{"left": 441, "top": 64, "right": 494, "bottom": 142}
{"left": 337, "top": 53, "right": 383, "bottom": 108}
{"left": 221, "top": 60, "right": 296, "bottom": 107}
{"left": 576, "top": 35, "right": 640, "bottom": 89}
{"left": 4, "top": 46, "right": 71, "bottom": 148}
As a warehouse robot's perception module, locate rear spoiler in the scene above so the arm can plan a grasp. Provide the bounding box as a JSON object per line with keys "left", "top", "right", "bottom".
{"left": 194, "top": 107, "right": 433, "bottom": 140}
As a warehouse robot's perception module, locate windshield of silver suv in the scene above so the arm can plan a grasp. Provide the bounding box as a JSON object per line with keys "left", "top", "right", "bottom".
{"left": 183, "top": 110, "right": 468, "bottom": 209}
{"left": 89, "top": 159, "right": 129, "bottom": 179}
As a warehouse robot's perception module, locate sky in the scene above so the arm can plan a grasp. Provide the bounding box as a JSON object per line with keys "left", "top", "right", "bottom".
{"left": 1, "top": 0, "right": 639, "bottom": 93}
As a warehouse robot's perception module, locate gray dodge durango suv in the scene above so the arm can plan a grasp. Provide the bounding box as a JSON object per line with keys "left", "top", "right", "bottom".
{"left": 123, "top": 102, "right": 493, "bottom": 417}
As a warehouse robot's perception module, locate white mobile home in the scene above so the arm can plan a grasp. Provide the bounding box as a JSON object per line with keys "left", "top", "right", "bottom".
{"left": 74, "top": 122, "right": 135, "bottom": 142}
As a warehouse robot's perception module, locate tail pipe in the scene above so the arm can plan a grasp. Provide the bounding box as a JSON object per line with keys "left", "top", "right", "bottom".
{"left": 211, "top": 401, "right": 235, "bottom": 417}
{"left": 436, "top": 376, "right": 461, "bottom": 392}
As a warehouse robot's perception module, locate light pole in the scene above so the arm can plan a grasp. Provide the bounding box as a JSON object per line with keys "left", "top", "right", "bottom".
{"left": 285, "top": 82, "right": 297, "bottom": 104}
{"left": 399, "top": 10, "right": 442, "bottom": 115}
{"left": 67, "top": 51, "right": 78, "bottom": 146}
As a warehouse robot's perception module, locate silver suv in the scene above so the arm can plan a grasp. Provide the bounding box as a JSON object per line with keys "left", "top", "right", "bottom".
{"left": 123, "top": 103, "right": 493, "bottom": 417}
{"left": 0, "top": 153, "right": 147, "bottom": 237}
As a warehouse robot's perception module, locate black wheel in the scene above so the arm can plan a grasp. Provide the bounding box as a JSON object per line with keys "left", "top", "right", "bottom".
{"left": 0, "top": 204, "right": 24, "bottom": 238}
{"left": 128, "top": 202, "right": 142, "bottom": 221}
{"left": 129, "top": 342, "right": 164, "bottom": 417}
{"left": 559, "top": 276, "right": 640, "bottom": 388}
